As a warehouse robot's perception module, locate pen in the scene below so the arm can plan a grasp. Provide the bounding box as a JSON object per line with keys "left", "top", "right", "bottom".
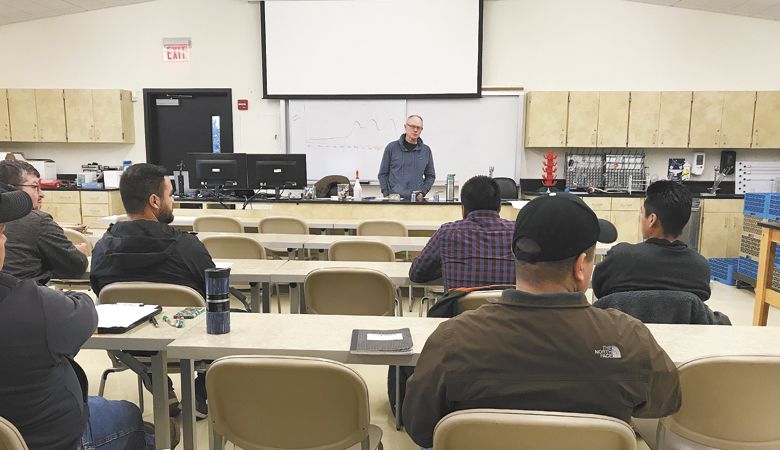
{"left": 149, "top": 316, "right": 159, "bottom": 328}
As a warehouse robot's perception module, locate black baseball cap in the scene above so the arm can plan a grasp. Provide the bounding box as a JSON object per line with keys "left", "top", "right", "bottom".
{"left": 512, "top": 192, "right": 617, "bottom": 263}
{"left": 0, "top": 182, "right": 32, "bottom": 223}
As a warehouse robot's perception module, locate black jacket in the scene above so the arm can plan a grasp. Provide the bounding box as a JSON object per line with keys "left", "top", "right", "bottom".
{"left": 0, "top": 273, "right": 96, "bottom": 450}
{"left": 592, "top": 238, "right": 711, "bottom": 301}
{"left": 90, "top": 220, "right": 215, "bottom": 297}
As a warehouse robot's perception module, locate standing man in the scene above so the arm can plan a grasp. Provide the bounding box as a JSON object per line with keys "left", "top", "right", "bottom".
{"left": 378, "top": 114, "right": 435, "bottom": 200}
{"left": 0, "top": 160, "right": 89, "bottom": 283}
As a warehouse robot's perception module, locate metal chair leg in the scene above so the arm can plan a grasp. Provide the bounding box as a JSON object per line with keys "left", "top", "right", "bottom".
{"left": 137, "top": 375, "right": 145, "bottom": 413}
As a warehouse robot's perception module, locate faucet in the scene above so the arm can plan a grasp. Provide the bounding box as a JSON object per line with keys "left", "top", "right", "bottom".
{"left": 708, "top": 166, "right": 726, "bottom": 195}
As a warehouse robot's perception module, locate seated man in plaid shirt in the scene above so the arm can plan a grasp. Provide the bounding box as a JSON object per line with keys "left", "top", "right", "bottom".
{"left": 409, "top": 176, "right": 515, "bottom": 291}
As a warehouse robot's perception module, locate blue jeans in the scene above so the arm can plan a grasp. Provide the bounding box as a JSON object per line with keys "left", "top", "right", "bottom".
{"left": 80, "top": 396, "right": 153, "bottom": 450}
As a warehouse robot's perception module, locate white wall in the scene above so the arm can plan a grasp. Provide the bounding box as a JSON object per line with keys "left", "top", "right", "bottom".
{"left": 0, "top": 0, "right": 779, "bottom": 178}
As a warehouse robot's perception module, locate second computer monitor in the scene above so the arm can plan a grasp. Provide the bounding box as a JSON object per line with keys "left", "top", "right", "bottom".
{"left": 188, "top": 153, "right": 248, "bottom": 189}
{"left": 247, "top": 154, "right": 307, "bottom": 191}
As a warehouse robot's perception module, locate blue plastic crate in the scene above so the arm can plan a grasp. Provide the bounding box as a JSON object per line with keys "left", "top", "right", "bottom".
{"left": 709, "top": 258, "right": 737, "bottom": 285}
{"left": 768, "top": 194, "right": 780, "bottom": 220}
{"left": 744, "top": 193, "right": 770, "bottom": 219}
{"left": 737, "top": 257, "right": 759, "bottom": 280}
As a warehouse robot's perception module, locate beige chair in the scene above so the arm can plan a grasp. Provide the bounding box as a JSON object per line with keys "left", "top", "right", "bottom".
{"left": 96, "top": 282, "right": 206, "bottom": 408}
{"left": 635, "top": 355, "right": 780, "bottom": 450}
{"left": 62, "top": 228, "right": 92, "bottom": 251}
{"left": 456, "top": 290, "right": 503, "bottom": 314}
{"left": 328, "top": 240, "right": 395, "bottom": 262}
{"left": 304, "top": 268, "right": 397, "bottom": 316}
{"left": 258, "top": 216, "right": 309, "bottom": 235}
{"left": 433, "top": 409, "right": 636, "bottom": 450}
{"left": 357, "top": 220, "right": 408, "bottom": 237}
{"left": 201, "top": 235, "right": 267, "bottom": 259}
{"left": 0, "top": 417, "right": 28, "bottom": 450}
{"left": 193, "top": 215, "right": 244, "bottom": 233}
{"left": 206, "top": 355, "right": 382, "bottom": 450}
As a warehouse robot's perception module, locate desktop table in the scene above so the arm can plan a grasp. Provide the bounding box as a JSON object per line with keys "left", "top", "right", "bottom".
{"left": 84, "top": 307, "right": 205, "bottom": 450}
{"left": 167, "top": 316, "right": 780, "bottom": 450}
{"left": 753, "top": 221, "right": 780, "bottom": 325}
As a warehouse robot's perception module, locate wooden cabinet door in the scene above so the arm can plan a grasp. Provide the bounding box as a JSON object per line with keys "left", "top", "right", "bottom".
{"left": 0, "top": 89, "right": 10, "bottom": 142}
{"left": 566, "top": 91, "right": 599, "bottom": 147}
{"left": 120, "top": 90, "right": 134, "bottom": 143}
{"left": 64, "top": 89, "right": 94, "bottom": 142}
{"left": 8, "top": 89, "right": 38, "bottom": 142}
{"left": 610, "top": 210, "right": 641, "bottom": 244}
{"left": 725, "top": 213, "right": 742, "bottom": 257}
{"left": 35, "top": 89, "right": 66, "bottom": 142}
{"left": 699, "top": 212, "right": 729, "bottom": 258}
{"left": 628, "top": 91, "right": 660, "bottom": 148}
{"left": 658, "top": 91, "right": 692, "bottom": 147}
{"left": 753, "top": 91, "right": 780, "bottom": 149}
{"left": 689, "top": 91, "right": 724, "bottom": 148}
{"left": 93, "top": 89, "right": 125, "bottom": 142}
{"left": 720, "top": 91, "right": 755, "bottom": 148}
{"left": 525, "top": 91, "right": 568, "bottom": 147}
{"left": 597, "top": 92, "right": 629, "bottom": 147}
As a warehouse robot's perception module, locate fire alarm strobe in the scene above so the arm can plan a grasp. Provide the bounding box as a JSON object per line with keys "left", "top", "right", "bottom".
{"left": 237, "top": 99, "right": 248, "bottom": 110}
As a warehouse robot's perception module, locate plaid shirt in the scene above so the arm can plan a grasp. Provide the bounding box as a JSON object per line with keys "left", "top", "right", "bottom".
{"left": 409, "top": 210, "right": 516, "bottom": 291}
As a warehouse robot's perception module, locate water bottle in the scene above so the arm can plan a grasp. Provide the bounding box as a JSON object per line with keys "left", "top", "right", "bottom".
{"left": 353, "top": 170, "right": 363, "bottom": 201}
{"left": 122, "top": 160, "right": 132, "bottom": 171}
{"left": 446, "top": 174, "right": 455, "bottom": 202}
{"left": 205, "top": 268, "right": 231, "bottom": 334}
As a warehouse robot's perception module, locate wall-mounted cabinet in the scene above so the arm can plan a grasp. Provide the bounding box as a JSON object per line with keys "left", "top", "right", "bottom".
{"left": 64, "top": 89, "right": 134, "bottom": 143}
{"left": 525, "top": 91, "right": 568, "bottom": 147}
{"left": 689, "top": 91, "right": 724, "bottom": 148}
{"left": 0, "top": 90, "right": 10, "bottom": 142}
{"left": 627, "top": 91, "right": 660, "bottom": 148}
{"left": 596, "top": 92, "right": 629, "bottom": 148}
{"left": 4, "top": 88, "right": 133, "bottom": 143}
{"left": 720, "top": 91, "right": 755, "bottom": 148}
{"left": 658, "top": 91, "right": 692, "bottom": 147}
{"left": 566, "top": 91, "right": 599, "bottom": 147}
{"left": 753, "top": 91, "right": 780, "bottom": 149}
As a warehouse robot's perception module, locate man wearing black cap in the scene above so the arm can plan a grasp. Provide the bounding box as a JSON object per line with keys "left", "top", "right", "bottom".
{"left": 0, "top": 187, "right": 158, "bottom": 449}
{"left": 402, "top": 192, "right": 681, "bottom": 449}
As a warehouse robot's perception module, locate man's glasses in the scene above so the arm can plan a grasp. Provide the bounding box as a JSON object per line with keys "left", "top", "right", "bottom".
{"left": 15, "top": 184, "right": 42, "bottom": 192}
{"left": 405, "top": 123, "right": 423, "bottom": 131}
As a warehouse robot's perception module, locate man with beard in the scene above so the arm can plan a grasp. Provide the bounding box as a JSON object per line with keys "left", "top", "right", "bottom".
{"left": 91, "top": 163, "right": 214, "bottom": 418}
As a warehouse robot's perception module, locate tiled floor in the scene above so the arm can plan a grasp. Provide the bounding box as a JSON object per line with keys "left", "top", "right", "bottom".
{"left": 74, "top": 281, "right": 774, "bottom": 449}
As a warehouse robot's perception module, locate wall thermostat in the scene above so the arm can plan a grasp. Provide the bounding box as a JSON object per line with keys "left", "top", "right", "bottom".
{"left": 692, "top": 152, "right": 705, "bottom": 176}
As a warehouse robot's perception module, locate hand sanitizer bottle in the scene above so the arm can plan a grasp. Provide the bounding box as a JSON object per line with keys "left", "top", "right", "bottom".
{"left": 353, "top": 170, "right": 363, "bottom": 201}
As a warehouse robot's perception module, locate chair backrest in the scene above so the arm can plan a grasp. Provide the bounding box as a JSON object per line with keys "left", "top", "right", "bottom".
{"left": 357, "top": 220, "right": 408, "bottom": 237}
{"left": 258, "top": 216, "right": 309, "bottom": 235}
{"left": 492, "top": 177, "right": 519, "bottom": 200}
{"left": 593, "top": 290, "right": 723, "bottom": 325}
{"left": 315, "top": 175, "right": 350, "bottom": 199}
{"left": 192, "top": 215, "right": 244, "bottom": 233}
{"left": 62, "top": 228, "right": 92, "bottom": 251}
{"left": 97, "top": 281, "right": 206, "bottom": 307}
{"left": 456, "top": 290, "right": 503, "bottom": 314}
{"left": 328, "top": 240, "right": 395, "bottom": 262}
{"left": 201, "top": 235, "right": 267, "bottom": 259}
{"left": 207, "top": 355, "right": 371, "bottom": 450}
{"left": 657, "top": 355, "right": 780, "bottom": 450}
{"left": 0, "top": 417, "right": 29, "bottom": 450}
{"left": 304, "top": 268, "right": 396, "bottom": 316}
{"left": 433, "top": 409, "right": 636, "bottom": 450}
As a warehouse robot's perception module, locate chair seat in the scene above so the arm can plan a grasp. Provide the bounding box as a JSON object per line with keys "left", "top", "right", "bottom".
{"left": 346, "top": 424, "right": 383, "bottom": 450}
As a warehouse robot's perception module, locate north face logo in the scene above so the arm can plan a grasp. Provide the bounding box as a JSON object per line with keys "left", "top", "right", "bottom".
{"left": 595, "top": 345, "right": 622, "bottom": 359}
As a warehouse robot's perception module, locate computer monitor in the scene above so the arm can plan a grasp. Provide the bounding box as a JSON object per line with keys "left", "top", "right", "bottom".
{"left": 247, "top": 154, "right": 307, "bottom": 196}
{"left": 188, "top": 153, "right": 248, "bottom": 189}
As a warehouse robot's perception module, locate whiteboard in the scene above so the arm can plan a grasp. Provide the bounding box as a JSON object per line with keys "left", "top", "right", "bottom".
{"left": 262, "top": 0, "right": 480, "bottom": 97}
{"left": 286, "top": 95, "right": 522, "bottom": 184}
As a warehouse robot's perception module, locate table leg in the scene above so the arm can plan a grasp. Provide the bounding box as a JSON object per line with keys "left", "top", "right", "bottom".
{"left": 289, "top": 283, "right": 300, "bottom": 314}
{"left": 395, "top": 365, "right": 403, "bottom": 430}
{"left": 754, "top": 228, "right": 774, "bottom": 326}
{"left": 262, "top": 282, "right": 271, "bottom": 313}
{"left": 180, "top": 359, "right": 197, "bottom": 450}
{"left": 249, "top": 282, "right": 260, "bottom": 313}
{"left": 150, "top": 352, "right": 170, "bottom": 450}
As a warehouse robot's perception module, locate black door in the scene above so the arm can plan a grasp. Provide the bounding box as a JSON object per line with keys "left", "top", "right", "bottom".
{"left": 143, "top": 88, "right": 233, "bottom": 173}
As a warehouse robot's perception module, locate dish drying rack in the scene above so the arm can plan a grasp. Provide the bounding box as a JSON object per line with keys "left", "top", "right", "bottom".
{"left": 565, "top": 149, "right": 647, "bottom": 193}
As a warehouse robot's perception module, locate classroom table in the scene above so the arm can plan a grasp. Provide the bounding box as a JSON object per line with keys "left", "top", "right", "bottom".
{"left": 167, "top": 314, "right": 780, "bottom": 450}
{"left": 753, "top": 221, "right": 780, "bottom": 325}
{"left": 84, "top": 307, "right": 205, "bottom": 450}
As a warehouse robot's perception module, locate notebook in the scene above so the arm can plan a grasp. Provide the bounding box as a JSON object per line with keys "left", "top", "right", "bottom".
{"left": 350, "top": 328, "right": 413, "bottom": 355}
{"left": 96, "top": 303, "right": 162, "bottom": 334}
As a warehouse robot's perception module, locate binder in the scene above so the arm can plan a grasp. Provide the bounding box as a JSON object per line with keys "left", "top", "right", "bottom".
{"left": 96, "top": 304, "right": 162, "bottom": 334}
{"left": 350, "top": 328, "right": 413, "bottom": 355}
